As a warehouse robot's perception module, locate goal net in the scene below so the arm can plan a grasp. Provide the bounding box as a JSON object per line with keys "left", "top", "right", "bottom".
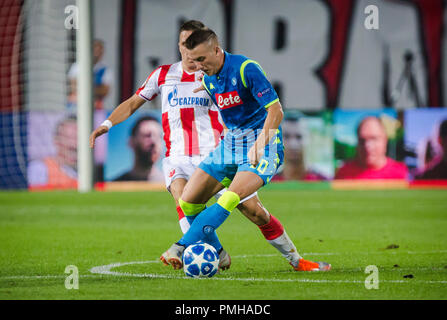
{"left": 0, "top": 0, "right": 107, "bottom": 190}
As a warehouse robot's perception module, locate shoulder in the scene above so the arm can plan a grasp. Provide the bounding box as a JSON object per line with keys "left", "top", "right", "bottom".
{"left": 150, "top": 63, "right": 175, "bottom": 77}
{"left": 229, "top": 53, "right": 250, "bottom": 65}
{"left": 228, "top": 53, "right": 261, "bottom": 72}
{"left": 224, "top": 53, "right": 252, "bottom": 75}
{"left": 144, "top": 63, "right": 175, "bottom": 85}
{"left": 167, "top": 61, "right": 182, "bottom": 74}
{"left": 238, "top": 57, "right": 267, "bottom": 87}
{"left": 155, "top": 63, "right": 174, "bottom": 76}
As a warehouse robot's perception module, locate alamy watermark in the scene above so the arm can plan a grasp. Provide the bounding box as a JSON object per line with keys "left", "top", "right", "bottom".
{"left": 64, "top": 5, "right": 79, "bottom": 30}
{"left": 65, "top": 265, "right": 79, "bottom": 289}
{"left": 364, "top": 5, "right": 379, "bottom": 30}
{"left": 364, "top": 265, "right": 379, "bottom": 289}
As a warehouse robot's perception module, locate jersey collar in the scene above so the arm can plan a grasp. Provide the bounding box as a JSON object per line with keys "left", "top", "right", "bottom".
{"left": 215, "top": 51, "right": 230, "bottom": 79}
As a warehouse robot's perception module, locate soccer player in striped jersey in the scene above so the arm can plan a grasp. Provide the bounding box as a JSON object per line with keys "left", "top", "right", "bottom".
{"left": 160, "top": 28, "right": 331, "bottom": 272}
{"left": 90, "top": 21, "right": 232, "bottom": 270}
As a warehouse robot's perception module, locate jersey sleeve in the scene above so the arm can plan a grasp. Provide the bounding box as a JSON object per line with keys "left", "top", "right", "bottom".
{"left": 242, "top": 61, "right": 279, "bottom": 108}
{"left": 135, "top": 67, "right": 161, "bottom": 101}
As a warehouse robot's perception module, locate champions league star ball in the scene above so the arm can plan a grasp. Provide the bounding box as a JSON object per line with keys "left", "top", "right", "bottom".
{"left": 183, "top": 241, "right": 219, "bottom": 278}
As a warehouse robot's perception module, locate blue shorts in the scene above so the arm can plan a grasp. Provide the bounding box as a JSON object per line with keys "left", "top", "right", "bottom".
{"left": 198, "top": 130, "right": 284, "bottom": 187}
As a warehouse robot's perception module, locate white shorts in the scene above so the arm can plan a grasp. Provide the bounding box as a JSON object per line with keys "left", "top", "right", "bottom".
{"left": 162, "top": 155, "right": 257, "bottom": 203}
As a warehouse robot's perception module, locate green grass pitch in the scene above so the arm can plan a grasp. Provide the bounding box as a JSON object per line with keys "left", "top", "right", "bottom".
{"left": 0, "top": 189, "right": 446, "bottom": 300}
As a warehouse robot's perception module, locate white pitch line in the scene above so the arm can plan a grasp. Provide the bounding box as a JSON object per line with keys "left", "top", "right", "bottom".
{"left": 0, "top": 274, "right": 101, "bottom": 280}
{"left": 87, "top": 257, "right": 447, "bottom": 285}
{"left": 232, "top": 250, "right": 447, "bottom": 258}
{"left": 2, "top": 251, "right": 447, "bottom": 284}
{"left": 2, "top": 271, "right": 447, "bottom": 285}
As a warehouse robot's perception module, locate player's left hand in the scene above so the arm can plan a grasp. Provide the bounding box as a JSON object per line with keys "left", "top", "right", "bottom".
{"left": 89, "top": 126, "right": 108, "bottom": 148}
{"left": 248, "top": 143, "right": 264, "bottom": 167}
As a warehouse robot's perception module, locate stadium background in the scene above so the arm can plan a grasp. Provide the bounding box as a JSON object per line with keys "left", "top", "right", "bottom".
{"left": 1, "top": 0, "right": 446, "bottom": 190}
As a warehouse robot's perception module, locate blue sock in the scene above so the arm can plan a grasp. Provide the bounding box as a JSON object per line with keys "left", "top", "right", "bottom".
{"left": 178, "top": 203, "right": 230, "bottom": 249}
{"left": 185, "top": 210, "right": 223, "bottom": 252}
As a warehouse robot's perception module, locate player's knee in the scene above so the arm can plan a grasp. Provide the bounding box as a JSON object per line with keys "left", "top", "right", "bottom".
{"left": 178, "top": 198, "right": 205, "bottom": 216}
{"left": 217, "top": 191, "right": 240, "bottom": 212}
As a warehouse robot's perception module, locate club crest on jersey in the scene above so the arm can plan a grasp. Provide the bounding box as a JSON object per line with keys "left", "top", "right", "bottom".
{"left": 168, "top": 85, "right": 210, "bottom": 107}
{"left": 231, "top": 77, "right": 237, "bottom": 86}
{"left": 215, "top": 91, "right": 243, "bottom": 109}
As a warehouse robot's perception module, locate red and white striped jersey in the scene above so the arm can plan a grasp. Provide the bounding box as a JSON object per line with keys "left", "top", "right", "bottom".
{"left": 136, "top": 62, "right": 224, "bottom": 157}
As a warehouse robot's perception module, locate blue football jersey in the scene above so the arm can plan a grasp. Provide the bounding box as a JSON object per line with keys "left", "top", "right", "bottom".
{"left": 201, "top": 51, "right": 280, "bottom": 148}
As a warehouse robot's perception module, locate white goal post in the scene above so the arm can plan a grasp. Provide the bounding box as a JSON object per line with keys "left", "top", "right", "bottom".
{"left": 76, "top": 0, "right": 93, "bottom": 193}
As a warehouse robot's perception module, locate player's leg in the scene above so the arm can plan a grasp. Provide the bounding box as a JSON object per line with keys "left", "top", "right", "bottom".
{"left": 167, "top": 173, "right": 232, "bottom": 271}
{"left": 169, "top": 177, "right": 190, "bottom": 234}
{"left": 236, "top": 195, "right": 330, "bottom": 271}
{"left": 171, "top": 166, "right": 229, "bottom": 253}
{"left": 176, "top": 170, "right": 263, "bottom": 250}
{"left": 178, "top": 168, "right": 227, "bottom": 250}
{"left": 163, "top": 157, "right": 191, "bottom": 233}
{"left": 172, "top": 154, "right": 331, "bottom": 271}
{"left": 237, "top": 196, "right": 301, "bottom": 265}
{"left": 181, "top": 167, "right": 225, "bottom": 204}
{"left": 161, "top": 167, "right": 227, "bottom": 269}
{"left": 161, "top": 139, "right": 241, "bottom": 269}
{"left": 163, "top": 155, "right": 222, "bottom": 235}
{"left": 172, "top": 138, "right": 270, "bottom": 252}
{"left": 170, "top": 175, "right": 220, "bottom": 234}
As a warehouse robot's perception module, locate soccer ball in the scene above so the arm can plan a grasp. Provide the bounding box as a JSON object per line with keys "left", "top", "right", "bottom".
{"left": 183, "top": 241, "right": 219, "bottom": 278}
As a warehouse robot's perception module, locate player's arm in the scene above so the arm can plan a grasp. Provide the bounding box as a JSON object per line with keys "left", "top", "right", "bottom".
{"left": 89, "top": 94, "right": 146, "bottom": 148}
{"left": 242, "top": 61, "right": 283, "bottom": 166}
{"left": 248, "top": 101, "right": 283, "bottom": 166}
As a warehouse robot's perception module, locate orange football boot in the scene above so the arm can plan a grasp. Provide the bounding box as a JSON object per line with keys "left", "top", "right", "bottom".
{"left": 291, "top": 258, "right": 331, "bottom": 271}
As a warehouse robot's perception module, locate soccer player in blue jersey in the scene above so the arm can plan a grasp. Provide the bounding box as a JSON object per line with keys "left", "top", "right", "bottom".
{"left": 161, "top": 28, "right": 331, "bottom": 272}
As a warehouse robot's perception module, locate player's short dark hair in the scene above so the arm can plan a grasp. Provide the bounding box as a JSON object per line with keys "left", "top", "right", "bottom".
{"left": 131, "top": 115, "right": 160, "bottom": 137}
{"left": 179, "top": 20, "right": 205, "bottom": 33}
{"left": 184, "top": 28, "right": 218, "bottom": 50}
{"left": 439, "top": 119, "right": 447, "bottom": 138}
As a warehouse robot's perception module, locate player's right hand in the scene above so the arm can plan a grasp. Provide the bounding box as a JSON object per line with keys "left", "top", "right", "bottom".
{"left": 89, "top": 126, "right": 109, "bottom": 148}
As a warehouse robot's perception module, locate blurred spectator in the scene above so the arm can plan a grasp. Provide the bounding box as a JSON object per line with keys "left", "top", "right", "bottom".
{"left": 114, "top": 115, "right": 163, "bottom": 182}
{"left": 335, "top": 116, "right": 408, "bottom": 179}
{"left": 415, "top": 119, "right": 447, "bottom": 180}
{"left": 28, "top": 115, "right": 78, "bottom": 188}
{"left": 67, "top": 39, "right": 113, "bottom": 110}
{"left": 67, "top": 39, "right": 112, "bottom": 182}
{"left": 273, "top": 115, "right": 326, "bottom": 181}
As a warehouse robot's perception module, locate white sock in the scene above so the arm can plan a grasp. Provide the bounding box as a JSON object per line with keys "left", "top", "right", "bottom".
{"left": 267, "top": 231, "right": 302, "bottom": 267}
